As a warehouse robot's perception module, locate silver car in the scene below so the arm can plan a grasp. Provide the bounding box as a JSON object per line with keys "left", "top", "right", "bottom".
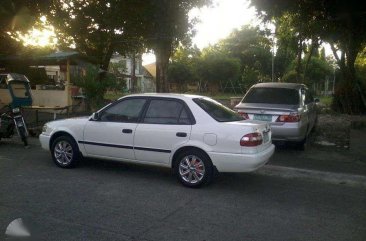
{"left": 234, "top": 83, "right": 318, "bottom": 149}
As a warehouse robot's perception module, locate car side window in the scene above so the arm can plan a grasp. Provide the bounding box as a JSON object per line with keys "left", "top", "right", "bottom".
{"left": 143, "top": 99, "right": 190, "bottom": 125}
{"left": 99, "top": 98, "right": 146, "bottom": 123}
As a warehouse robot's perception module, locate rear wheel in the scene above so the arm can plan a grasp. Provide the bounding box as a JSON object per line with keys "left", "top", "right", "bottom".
{"left": 51, "top": 136, "right": 80, "bottom": 168}
{"left": 174, "top": 149, "right": 214, "bottom": 188}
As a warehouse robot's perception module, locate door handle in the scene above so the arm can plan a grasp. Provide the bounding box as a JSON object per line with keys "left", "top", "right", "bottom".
{"left": 176, "top": 132, "right": 187, "bottom": 137}
{"left": 122, "top": 129, "right": 133, "bottom": 134}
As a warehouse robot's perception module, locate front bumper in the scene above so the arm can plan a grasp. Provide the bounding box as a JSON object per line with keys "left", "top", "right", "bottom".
{"left": 39, "top": 134, "right": 51, "bottom": 151}
{"left": 208, "top": 144, "right": 275, "bottom": 172}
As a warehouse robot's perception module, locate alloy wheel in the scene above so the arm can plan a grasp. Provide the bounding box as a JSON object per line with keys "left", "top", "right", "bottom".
{"left": 178, "top": 155, "right": 206, "bottom": 184}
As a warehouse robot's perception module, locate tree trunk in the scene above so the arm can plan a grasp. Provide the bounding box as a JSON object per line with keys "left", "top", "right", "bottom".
{"left": 295, "top": 35, "right": 303, "bottom": 83}
{"left": 154, "top": 41, "right": 172, "bottom": 93}
{"left": 303, "top": 38, "right": 318, "bottom": 80}
{"left": 330, "top": 42, "right": 366, "bottom": 113}
{"left": 98, "top": 43, "right": 114, "bottom": 81}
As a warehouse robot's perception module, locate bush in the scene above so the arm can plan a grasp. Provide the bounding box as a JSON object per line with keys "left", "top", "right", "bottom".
{"left": 73, "top": 66, "right": 117, "bottom": 111}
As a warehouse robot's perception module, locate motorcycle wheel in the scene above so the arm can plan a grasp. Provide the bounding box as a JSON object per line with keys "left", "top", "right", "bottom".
{"left": 18, "top": 126, "right": 28, "bottom": 146}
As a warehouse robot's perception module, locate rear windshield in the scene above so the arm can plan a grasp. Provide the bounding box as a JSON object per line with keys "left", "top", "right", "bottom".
{"left": 243, "top": 87, "right": 300, "bottom": 105}
{"left": 193, "top": 98, "right": 243, "bottom": 122}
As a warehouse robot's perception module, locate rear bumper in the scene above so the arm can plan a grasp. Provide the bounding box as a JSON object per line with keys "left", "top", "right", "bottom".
{"left": 39, "top": 134, "right": 51, "bottom": 151}
{"left": 208, "top": 144, "right": 275, "bottom": 172}
{"left": 270, "top": 122, "right": 307, "bottom": 141}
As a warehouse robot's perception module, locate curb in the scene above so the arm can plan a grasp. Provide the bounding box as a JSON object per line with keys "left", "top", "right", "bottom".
{"left": 256, "top": 165, "right": 366, "bottom": 188}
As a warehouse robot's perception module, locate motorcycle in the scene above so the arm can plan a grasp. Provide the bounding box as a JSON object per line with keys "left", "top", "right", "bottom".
{"left": 0, "top": 73, "right": 33, "bottom": 147}
{"left": 0, "top": 105, "right": 29, "bottom": 146}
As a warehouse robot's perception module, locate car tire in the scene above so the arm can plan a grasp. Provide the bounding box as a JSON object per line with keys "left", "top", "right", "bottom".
{"left": 295, "top": 138, "right": 307, "bottom": 151}
{"left": 51, "top": 136, "right": 80, "bottom": 168}
{"left": 174, "top": 149, "right": 214, "bottom": 188}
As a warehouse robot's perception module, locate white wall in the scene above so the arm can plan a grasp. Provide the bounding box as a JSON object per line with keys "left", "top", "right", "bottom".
{"left": 0, "top": 88, "right": 69, "bottom": 108}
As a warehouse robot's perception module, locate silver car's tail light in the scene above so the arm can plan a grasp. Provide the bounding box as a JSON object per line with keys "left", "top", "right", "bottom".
{"left": 240, "top": 133, "right": 263, "bottom": 146}
{"left": 276, "top": 113, "right": 300, "bottom": 122}
{"left": 238, "top": 111, "right": 249, "bottom": 120}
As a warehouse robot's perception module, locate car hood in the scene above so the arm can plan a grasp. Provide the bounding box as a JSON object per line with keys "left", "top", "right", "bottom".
{"left": 46, "top": 116, "right": 90, "bottom": 127}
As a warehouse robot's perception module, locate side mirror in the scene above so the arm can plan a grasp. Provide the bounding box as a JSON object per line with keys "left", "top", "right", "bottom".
{"left": 314, "top": 98, "right": 320, "bottom": 103}
{"left": 91, "top": 112, "right": 100, "bottom": 121}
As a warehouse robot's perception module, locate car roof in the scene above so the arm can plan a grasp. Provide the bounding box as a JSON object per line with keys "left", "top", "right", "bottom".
{"left": 252, "top": 82, "right": 306, "bottom": 90}
{"left": 119, "top": 93, "right": 207, "bottom": 101}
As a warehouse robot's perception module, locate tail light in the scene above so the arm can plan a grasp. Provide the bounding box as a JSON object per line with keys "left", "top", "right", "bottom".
{"left": 238, "top": 111, "right": 249, "bottom": 120}
{"left": 276, "top": 113, "right": 300, "bottom": 122}
{"left": 240, "top": 132, "right": 263, "bottom": 147}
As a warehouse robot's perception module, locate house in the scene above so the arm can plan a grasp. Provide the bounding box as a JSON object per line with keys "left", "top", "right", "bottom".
{"left": 109, "top": 54, "right": 155, "bottom": 93}
{"left": 0, "top": 51, "right": 93, "bottom": 109}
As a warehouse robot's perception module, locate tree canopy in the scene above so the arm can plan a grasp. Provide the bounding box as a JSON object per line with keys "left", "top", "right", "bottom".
{"left": 251, "top": 0, "right": 366, "bottom": 113}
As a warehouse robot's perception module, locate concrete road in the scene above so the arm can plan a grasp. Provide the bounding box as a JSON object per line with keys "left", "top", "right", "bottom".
{"left": 0, "top": 138, "right": 365, "bottom": 241}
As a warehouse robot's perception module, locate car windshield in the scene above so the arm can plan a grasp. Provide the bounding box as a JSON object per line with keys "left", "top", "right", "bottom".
{"left": 243, "top": 87, "right": 300, "bottom": 105}
{"left": 193, "top": 98, "right": 243, "bottom": 122}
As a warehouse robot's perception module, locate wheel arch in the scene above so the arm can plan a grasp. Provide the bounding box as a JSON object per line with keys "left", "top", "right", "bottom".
{"left": 171, "top": 145, "right": 212, "bottom": 168}
{"left": 49, "top": 131, "right": 78, "bottom": 150}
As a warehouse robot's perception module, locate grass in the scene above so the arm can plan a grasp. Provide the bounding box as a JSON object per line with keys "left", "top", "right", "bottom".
{"left": 104, "top": 91, "right": 126, "bottom": 100}
{"left": 318, "top": 96, "right": 333, "bottom": 107}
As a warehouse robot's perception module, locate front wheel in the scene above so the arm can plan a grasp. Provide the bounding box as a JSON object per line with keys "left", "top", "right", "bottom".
{"left": 51, "top": 136, "right": 80, "bottom": 168}
{"left": 174, "top": 149, "right": 214, "bottom": 188}
{"left": 18, "top": 126, "right": 28, "bottom": 147}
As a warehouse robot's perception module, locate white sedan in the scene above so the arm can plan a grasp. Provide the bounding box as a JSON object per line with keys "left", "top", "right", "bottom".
{"left": 40, "top": 94, "right": 275, "bottom": 187}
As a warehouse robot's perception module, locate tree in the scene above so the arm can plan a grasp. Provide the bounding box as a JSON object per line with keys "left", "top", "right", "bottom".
{"left": 0, "top": 0, "right": 47, "bottom": 55}
{"left": 46, "top": 0, "right": 146, "bottom": 73}
{"left": 251, "top": 0, "right": 366, "bottom": 113}
{"left": 141, "top": 0, "right": 211, "bottom": 92}
{"left": 218, "top": 25, "right": 272, "bottom": 77}
{"left": 197, "top": 50, "right": 241, "bottom": 93}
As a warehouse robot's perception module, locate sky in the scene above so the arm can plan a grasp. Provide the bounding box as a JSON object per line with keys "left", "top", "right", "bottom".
{"left": 142, "top": 0, "right": 258, "bottom": 64}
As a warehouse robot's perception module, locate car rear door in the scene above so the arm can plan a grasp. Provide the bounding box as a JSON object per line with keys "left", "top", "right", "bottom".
{"left": 82, "top": 97, "right": 147, "bottom": 160}
{"left": 133, "top": 98, "right": 193, "bottom": 165}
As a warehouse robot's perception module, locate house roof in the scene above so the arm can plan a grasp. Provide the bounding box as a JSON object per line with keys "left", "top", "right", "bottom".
{"left": 143, "top": 62, "right": 156, "bottom": 78}
{"left": 0, "top": 51, "right": 96, "bottom": 67}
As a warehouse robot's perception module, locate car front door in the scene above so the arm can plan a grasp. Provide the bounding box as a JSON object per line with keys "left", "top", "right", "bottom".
{"left": 82, "top": 97, "right": 147, "bottom": 160}
{"left": 133, "top": 98, "right": 193, "bottom": 165}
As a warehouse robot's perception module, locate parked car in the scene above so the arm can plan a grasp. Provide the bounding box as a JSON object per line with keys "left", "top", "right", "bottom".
{"left": 39, "top": 94, "right": 274, "bottom": 187}
{"left": 234, "top": 83, "right": 318, "bottom": 149}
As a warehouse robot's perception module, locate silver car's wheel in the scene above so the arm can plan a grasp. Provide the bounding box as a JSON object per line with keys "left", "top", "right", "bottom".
{"left": 51, "top": 136, "right": 79, "bottom": 168}
{"left": 179, "top": 155, "right": 206, "bottom": 184}
{"left": 175, "top": 149, "right": 213, "bottom": 188}
{"left": 54, "top": 141, "right": 73, "bottom": 165}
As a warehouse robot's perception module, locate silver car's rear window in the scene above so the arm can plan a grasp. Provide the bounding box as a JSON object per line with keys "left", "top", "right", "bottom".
{"left": 243, "top": 87, "right": 300, "bottom": 105}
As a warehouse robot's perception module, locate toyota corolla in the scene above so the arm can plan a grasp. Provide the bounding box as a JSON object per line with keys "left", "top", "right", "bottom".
{"left": 40, "top": 94, "right": 274, "bottom": 187}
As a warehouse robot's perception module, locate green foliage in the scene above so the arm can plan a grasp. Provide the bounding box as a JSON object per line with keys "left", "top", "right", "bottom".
{"left": 168, "top": 62, "right": 195, "bottom": 91}
{"left": 0, "top": 0, "right": 48, "bottom": 55}
{"left": 218, "top": 25, "right": 272, "bottom": 76}
{"left": 241, "top": 66, "right": 269, "bottom": 91}
{"left": 197, "top": 52, "right": 241, "bottom": 84}
{"left": 251, "top": 0, "right": 366, "bottom": 113}
{"left": 73, "top": 66, "right": 117, "bottom": 110}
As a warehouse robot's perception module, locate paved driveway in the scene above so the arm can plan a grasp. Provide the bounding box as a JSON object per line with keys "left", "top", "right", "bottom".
{"left": 0, "top": 138, "right": 365, "bottom": 241}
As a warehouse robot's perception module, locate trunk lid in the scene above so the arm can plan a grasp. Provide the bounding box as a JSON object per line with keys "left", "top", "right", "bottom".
{"left": 221, "top": 120, "right": 272, "bottom": 154}
{"left": 234, "top": 103, "right": 299, "bottom": 123}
